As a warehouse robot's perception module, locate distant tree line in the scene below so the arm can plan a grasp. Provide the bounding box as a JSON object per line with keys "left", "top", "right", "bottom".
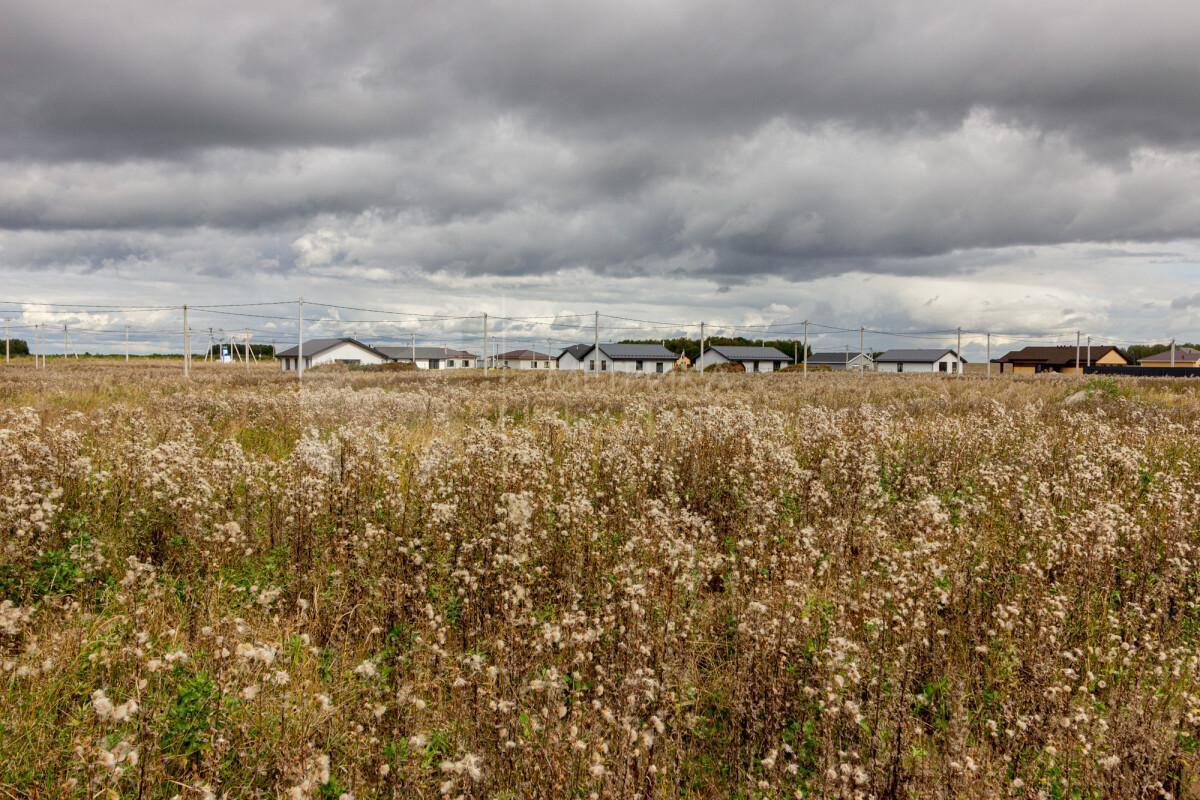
{"left": 621, "top": 336, "right": 811, "bottom": 363}
{"left": 207, "top": 343, "right": 275, "bottom": 358}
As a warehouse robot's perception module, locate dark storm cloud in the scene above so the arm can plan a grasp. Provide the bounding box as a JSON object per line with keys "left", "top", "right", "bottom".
{"left": 2, "top": 0, "right": 1200, "bottom": 289}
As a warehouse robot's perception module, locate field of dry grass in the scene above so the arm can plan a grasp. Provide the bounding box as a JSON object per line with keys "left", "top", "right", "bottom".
{"left": 3, "top": 361, "right": 1200, "bottom": 798}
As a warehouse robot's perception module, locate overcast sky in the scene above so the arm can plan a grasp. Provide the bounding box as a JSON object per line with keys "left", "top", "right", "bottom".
{"left": 3, "top": 0, "right": 1200, "bottom": 356}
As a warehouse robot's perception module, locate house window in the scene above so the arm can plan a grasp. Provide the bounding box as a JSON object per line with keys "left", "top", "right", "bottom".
{"left": 531, "top": 361, "right": 537, "bottom": 368}
{"left": 504, "top": 360, "right": 510, "bottom": 368}
{"left": 897, "top": 363, "right": 904, "bottom": 373}
{"left": 601, "top": 360, "right": 607, "bottom": 371}
{"left": 636, "top": 360, "right": 644, "bottom": 371}
{"left": 589, "top": 359, "right": 595, "bottom": 371}
{"left": 753, "top": 361, "right": 760, "bottom": 372}
{"left": 939, "top": 362, "right": 948, "bottom": 372}
{"left": 656, "top": 362, "right": 664, "bottom": 373}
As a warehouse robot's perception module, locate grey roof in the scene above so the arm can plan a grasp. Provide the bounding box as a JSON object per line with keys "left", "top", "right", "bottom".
{"left": 275, "top": 337, "right": 385, "bottom": 359}
{"left": 875, "top": 348, "right": 966, "bottom": 363}
{"left": 1140, "top": 347, "right": 1200, "bottom": 363}
{"left": 558, "top": 344, "right": 593, "bottom": 361}
{"left": 497, "top": 349, "right": 551, "bottom": 360}
{"left": 598, "top": 343, "right": 677, "bottom": 360}
{"left": 807, "top": 351, "right": 872, "bottom": 364}
{"left": 705, "top": 345, "right": 790, "bottom": 362}
{"left": 376, "top": 345, "right": 476, "bottom": 361}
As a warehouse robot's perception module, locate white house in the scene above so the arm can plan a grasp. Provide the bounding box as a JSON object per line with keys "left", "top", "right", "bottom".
{"left": 874, "top": 348, "right": 966, "bottom": 374}
{"left": 558, "top": 343, "right": 677, "bottom": 374}
{"left": 496, "top": 349, "right": 556, "bottom": 369}
{"left": 557, "top": 344, "right": 593, "bottom": 371}
{"left": 806, "top": 351, "right": 874, "bottom": 371}
{"left": 275, "top": 337, "right": 389, "bottom": 371}
{"left": 701, "top": 345, "right": 791, "bottom": 373}
{"left": 375, "top": 345, "right": 478, "bottom": 369}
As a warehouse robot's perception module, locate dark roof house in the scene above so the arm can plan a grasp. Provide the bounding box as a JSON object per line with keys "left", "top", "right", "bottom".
{"left": 996, "top": 345, "right": 1127, "bottom": 372}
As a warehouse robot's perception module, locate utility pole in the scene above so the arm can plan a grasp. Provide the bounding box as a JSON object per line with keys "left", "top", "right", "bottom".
{"left": 4, "top": 320, "right": 8, "bottom": 365}
{"left": 986, "top": 333, "right": 991, "bottom": 378}
{"left": 411, "top": 333, "right": 416, "bottom": 368}
{"left": 793, "top": 341, "right": 797, "bottom": 365}
{"left": 1171, "top": 337, "right": 1176, "bottom": 368}
{"left": 1087, "top": 335, "right": 1092, "bottom": 368}
{"left": 183, "top": 305, "right": 190, "bottom": 379}
{"left": 482, "top": 312, "right": 489, "bottom": 377}
{"left": 1080, "top": 331, "right": 1089, "bottom": 381}
{"left": 956, "top": 327, "right": 962, "bottom": 377}
{"left": 205, "top": 328, "right": 213, "bottom": 362}
{"left": 297, "top": 297, "right": 304, "bottom": 381}
{"left": 803, "top": 320, "right": 808, "bottom": 375}
{"left": 63, "top": 324, "right": 68, "bottom": 360}
{"left": 844, "top": 343, "right": 849, "bottom": 369}
{"left": 699, "top": 321, "right": 706, "bottom": 375}
{"left": 244, "top": 332, "right": 250, "bottom": 370}
{"left": 593, "top": 311, "right": 600, "bottom": 376}
{"left": 124, "top": 325, "right": 129, "bottom": 363}
{"left": 859, "top": 326, "right": 865, "bottom": 373}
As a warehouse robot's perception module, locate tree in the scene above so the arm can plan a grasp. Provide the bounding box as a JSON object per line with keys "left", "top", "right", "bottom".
{"left": 1125, "top": 343, "right": 1200, "bottom": 362}
{"left": 2, "top": 338, "right": 29, "bottom": 356}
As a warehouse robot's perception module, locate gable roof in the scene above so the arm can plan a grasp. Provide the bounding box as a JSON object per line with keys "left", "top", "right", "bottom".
{"left": 376, "top": 345, "right": 476, "bottom": 361}
{"left": 1139, "top": 347, "right": 1200, "bottom": 363}
{"left": 497, "top": 349, "right": 551, "bottom": 360}
{"left": 875, "top": 348, "right": 966, "bottom": 363}
{"left": 599, "top": 343, "right": 677, "bottom": 360}
{"left": 996, "top": 345, "right": 1127, "bottom": 367}
{"left": 275, "top": 337, "right": 386, "bottom": 360}
{"left": 558, "top": 344, "right": 593, "bottom": 361}
{"left": 704, "top": 345, "right": 790, "bottom": 362}
{"left": 807, "top": 351, "right": 872, "bottom": 365}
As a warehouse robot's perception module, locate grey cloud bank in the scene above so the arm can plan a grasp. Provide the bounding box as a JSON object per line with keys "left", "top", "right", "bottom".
{"left": 2, "top": 0, "right": 1200, "bottom": 348}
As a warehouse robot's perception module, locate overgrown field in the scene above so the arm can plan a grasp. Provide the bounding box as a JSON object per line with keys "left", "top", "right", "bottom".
{"left": 3, "top": 363, "right": 1200, "bottom": 798}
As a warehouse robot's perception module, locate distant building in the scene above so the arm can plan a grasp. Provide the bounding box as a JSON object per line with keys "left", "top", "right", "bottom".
{"left": 701, "top": 345, "right": 791, "bottom": 373}
{"left": 557, "top": 343, "right": 677, "bottom": 374}
{"left": 376, "top": 345, "right": 478, "bottom": 369}
{"left": 995, "top": 345, "right": 1128, "bottom": 374}
{"left": 805, "top": 351, "right": 874, "bottom": 370}
{"left": 275, "top": 337, "right": 389, "bottom": 371}
{"left": 496, "top": 349, "right": 556, "bottom": 369}
{"left": 1137, "top": 347, "right": 1200, "bottom": 368}
{"left": 875, "top": 348, "right": 966, "bottom": 374}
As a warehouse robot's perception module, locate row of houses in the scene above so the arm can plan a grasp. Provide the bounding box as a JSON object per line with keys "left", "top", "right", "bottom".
{"left": 275, "top": 339, "right": 983, "bottom": 374}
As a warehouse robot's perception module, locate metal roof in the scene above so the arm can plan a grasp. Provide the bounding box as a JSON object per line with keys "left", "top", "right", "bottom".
{"left": 558, "top": 344, "right": 593, "bottom": 361}
{"left": 376, "top": 345, "right": 477, "bottom": 361}
{"left": 275, "top": 337, "right": 386, "bottom": 359}
{"left": 705, "top": 345, "right": 790, "bottom": 361}
{"left": 599, "top": 343, "right": 677, "bottom": 360}
{"left": 874, "top": 348, "right": 965, "bottom": 363}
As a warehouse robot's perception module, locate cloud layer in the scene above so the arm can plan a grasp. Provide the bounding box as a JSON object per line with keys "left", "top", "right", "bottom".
{"left": 2, "top": 0, "right": 1200, "bottom": 351}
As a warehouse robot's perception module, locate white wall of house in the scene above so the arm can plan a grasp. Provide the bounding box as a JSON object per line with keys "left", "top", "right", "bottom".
{"left": 558, "top": 351, "right": 587, "bottom": 371}
{"left": 279, "top": 341, "right": 387, "bottom": 371}
{"left": 608, "top": 358, "right": 674, "bottom": 374}
{"left": 875, "top": 353, "right": 964, "bottom": 373}
{"left": 501, "top": 358, "right": 557, "bottom": 370}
